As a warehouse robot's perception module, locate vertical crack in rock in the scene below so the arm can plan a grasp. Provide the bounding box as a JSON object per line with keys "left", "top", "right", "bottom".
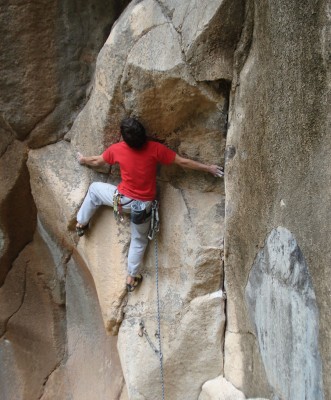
{"left": 179, "top": 189, "right": 193, "bottom": 223}
{"left": 153, "top": 0, "right": 184, "bottom": 33}
{"left": 245, "top": 227, "right": 324, "bottom": 400}
{"left": 38, "top": 358, "right": 65, "bottom": 400}
{"left": 36, "top": 217, "right": 70, "bottom": 306}
{"left": 0, "top": 259, "right": 27, "bottom": 339}
{"left": 232, "top": 0, "right": 254, "bottom": 91}
{"left": 25, "top": 104, "right": 58, "bottom": 147}
{"left": 205, "top": 78, "right": 232, "bottom": 136}
{"left": 0, "top": 115, "right": 16, "bottom": 157}
{"left": 0, "top": 140, "right": 37, "bottom": 285}
{"left": 121, "top": 20, "right": 173, "bottom": 81}
{"left": 153, "top": 0, "right": 189, "bottom": 61}
{"left": 0, "top": 225, "right": 69, "bottom": 399}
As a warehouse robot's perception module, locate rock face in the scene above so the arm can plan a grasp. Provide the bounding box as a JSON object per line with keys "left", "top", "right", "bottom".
{"left": 0, "top": 0, "right": 129, "bottom": 148}
{"left": 1, "top": 0, "right": 330, "bottom": 399}
{"left": 0, "top": 222, "right": 125, "bottom": 400}
{"left": 198, "top": 376, "right": 246, "bottom": 400}
{"left": 64, "top": 2, "right": 233, "bottom": 397}
{"left": 246, "top": 227, "right": 323, "bottom": 399}
{"left": 0, "top": 228, "right": 66, "bottom": 399}
{"left": 224, "top": 0, "right": 330, "bottom": 398}
{"left": 41, "top": 255, "right": 125, "bottom": 400}
{"left": 0, "top": 0, "right": 130, "bottom": 282}
{"left": 0, "top": 141, "right": 36, "bottom": 284}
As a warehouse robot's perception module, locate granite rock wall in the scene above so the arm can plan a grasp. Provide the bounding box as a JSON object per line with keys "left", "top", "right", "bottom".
{"left": 224, "top": 0, "right": 330, "bottom": 398}
{"left": 0, "top": 0, "right": 330, "bottom": 399}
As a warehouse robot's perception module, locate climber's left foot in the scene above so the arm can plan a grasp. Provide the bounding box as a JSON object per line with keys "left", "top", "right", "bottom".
{"left": 76, "top": 223, "right": 89, "bottom": 237}
{"left": 126, "top": 274, "right": 143, "bottom": 292}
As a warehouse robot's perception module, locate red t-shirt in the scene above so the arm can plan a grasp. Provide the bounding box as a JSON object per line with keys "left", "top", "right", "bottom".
{"left": 102, "top": 141, "right": 176, "bottom": 201}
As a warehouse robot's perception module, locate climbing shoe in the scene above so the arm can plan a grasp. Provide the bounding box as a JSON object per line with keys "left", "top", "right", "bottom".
{"left": 126, "top": 274, "right": 143, "bottom": 292}
{"left": 76, "top": 224, "right": 89, "bottom": 237}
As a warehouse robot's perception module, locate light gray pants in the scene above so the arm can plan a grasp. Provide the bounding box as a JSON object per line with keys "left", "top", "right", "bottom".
{"left": 77, "top": 182, "right": 152, "bottom": 277}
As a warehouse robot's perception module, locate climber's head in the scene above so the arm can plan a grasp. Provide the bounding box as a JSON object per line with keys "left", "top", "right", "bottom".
{"left": 120, "top": 117, "right": 147, "bottom": 149}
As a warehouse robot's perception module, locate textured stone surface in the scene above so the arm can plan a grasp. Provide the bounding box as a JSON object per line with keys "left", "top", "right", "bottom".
{"left": 119, "top": 290, "right": 225, "bottom": 400}
{"left": 119, "top": 385, "right": 129, "bottom": 400}
{"left": 70, "top": 0, "right": 230, "bottom": 153}
{"left": 113, "top": 182, "right": 225, "bottom": 399}
{"left": 41, "top": 257, "right": 125, "bottom": 400}
{"left": 0, "top": 0, "right": 129, "bottom": 148}
{"left": 224, "top": 331, "right": 270, "bottom": 397}
{"left": 0, "top": 220, "right": 125, "bottom": 400}
{"left": 27, "top": 140, "right": 102, "bottom": 244}
{"left": 0, "top": 229, "right": 65, "bottom": 400}
{"left": 2, "top": 0, "right": 329, "bottom": 399}
{"left": 0, "top": 119, "right": 15, "bottom": 157}
{"left": 0, "top": 252, "right": 26, "bottom": 337}
{"left": 158, "top": 0, "right": 244, "bottom": 82}
{"left": 73, "top": 181, "right": 225, "bottom": 395}
{"left": 1, "top": 0, "right": 228, "bottom": 398}
{"left": 76, "top": 206, "right": 130, "bottom": 334}
{"left": 245, "top": 227, "right": 323, "bottom": 400}
{"left": 24, "top": 1, "right": 230, "bottom": 396}
{"left": 0, "top": 140, "right": 36, "bottom": 284}
{"left": 198, "top": 375, "right": 246, "bottom": 400}
{"left": 224, "top": 0, "right": 330, "bottom": 398}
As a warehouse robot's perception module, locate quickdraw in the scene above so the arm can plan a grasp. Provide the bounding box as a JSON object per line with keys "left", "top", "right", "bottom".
{"left": 138, "top": 321, "right": 160, "bottom": 355}
{"left": 148, "top": 200, "right": 160, "bottom": 240}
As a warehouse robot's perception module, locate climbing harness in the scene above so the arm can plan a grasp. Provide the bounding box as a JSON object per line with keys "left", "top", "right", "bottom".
{"left": 139, "top": 200, "right": 165, "bottom": 400}
{"left": 114, "top": 191, "right": 152, "bottom": 225}
{"left": 113, "top": 190, "right": 133, "bottom": 222}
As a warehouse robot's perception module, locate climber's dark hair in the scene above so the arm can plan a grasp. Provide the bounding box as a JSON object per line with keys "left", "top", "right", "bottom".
{"left": 120, "top": 117, "right": 147, "bottom": 149}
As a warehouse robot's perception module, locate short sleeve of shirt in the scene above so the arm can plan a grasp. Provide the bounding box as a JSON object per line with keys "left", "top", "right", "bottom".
{"left": 102, "top": 141, "right": 175, "bottom": 166}
{"left": 102, "top": 146, "right": 115, "bottom": 165}
{"left": 155, "top": 143, "right": 176, "bottom": 165}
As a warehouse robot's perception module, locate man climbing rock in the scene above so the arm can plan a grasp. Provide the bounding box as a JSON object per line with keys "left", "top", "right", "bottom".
{"left": 76, "top": 117, "right": 224, "bottom": 292}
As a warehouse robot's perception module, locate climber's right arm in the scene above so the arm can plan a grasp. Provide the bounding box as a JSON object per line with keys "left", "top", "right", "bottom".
{"left": 77, "top": 152, "right": 106, "bottom": 167}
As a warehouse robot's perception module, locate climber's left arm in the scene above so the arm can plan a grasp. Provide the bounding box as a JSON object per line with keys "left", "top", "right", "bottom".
{"left": 173, "top": 154, "right": 224, "bottom": 177}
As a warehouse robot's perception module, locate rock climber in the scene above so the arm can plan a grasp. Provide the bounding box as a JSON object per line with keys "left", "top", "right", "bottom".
{"left": 75, "top": 117, "right": 224, "bottom": 292}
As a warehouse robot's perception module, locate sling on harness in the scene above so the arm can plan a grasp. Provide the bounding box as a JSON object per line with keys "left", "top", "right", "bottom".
{"left": 113, "top": 190, "right": 133, "bottom": 222}
{"left": 113, "top": 191, "right": 153, "bottom": 225}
